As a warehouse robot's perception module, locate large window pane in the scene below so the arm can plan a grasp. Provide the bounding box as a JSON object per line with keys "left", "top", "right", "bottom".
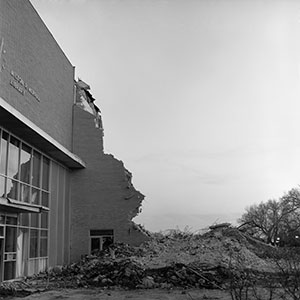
{"left": 39, "top": 230, "right": 48, "bottom": 257}
{"left": 20, "top": 183, "right": 30, "bottom": 203}
{"left": 20, "top": 213, "right": 29, "bottom": 226}
{"left": 4, "top": 261, "right": 16, "bottom": 281}
{"left": 0, "top": 131, "right": 8, "bottom": 175}
{"left": 7, "top": 136, "right": 20, "bottom": 179}
{"left": 31, "top": 187, "right": 40, "bottom": 205}
{"left": 20, "top": 144, "right": 31, "bottom": 184}
{"left": 42, "top": 157, "right": 50, "bottom": 191}
{"left": 29, "top": 229, "right": 38, "bottom": 258}
{"left": 41, "top": 212, "right": 48, "bottom": 229}
{"left": 32, "top": 151, "right": 41, "bottom": 188}
{"left": 5, "top": 216, "right": 17, "bottom": 225}
{"left": 7, "top": 179, "right": 19, "bottom": 200}
{"left": 30, "top": 213, "right": 39, "bottom": 228}
{"left": 41, "top": 192, "right": 49, "bottom": 207}
{"left": 5, "top": 226, "right": 17, "bottom": 252}
{"left": 0, "top": 175, "right": 5, "bottom": 197}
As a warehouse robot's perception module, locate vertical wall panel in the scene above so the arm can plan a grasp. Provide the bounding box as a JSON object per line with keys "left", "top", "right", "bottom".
{"left": 56, "top": 167, "right": 65, "bottom": 265}
{"left": 49, "top": 162, "right": 58, "bottom": 268}
{"left": 64, "top": 171, "right": 70, "bottom": 264}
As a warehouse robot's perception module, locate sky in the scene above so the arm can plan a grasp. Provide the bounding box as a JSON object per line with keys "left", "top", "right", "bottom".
{"left": 30, "top": 0, "right": 300, "bottom": 232}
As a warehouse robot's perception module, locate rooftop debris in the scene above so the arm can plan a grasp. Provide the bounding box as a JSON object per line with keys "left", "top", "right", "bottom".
{"left": 75, "top": 79, "right": 103, "bottom": 131}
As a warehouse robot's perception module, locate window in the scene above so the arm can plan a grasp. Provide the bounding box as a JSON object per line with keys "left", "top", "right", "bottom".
{"left": 20, "top": 143, "right": 31, "bottom": 184}
{"left": 42, "top": 157, "right": 50, "bottom": 191}
{"left": 0, "top": 131, "right": 8, "bottom": 175}
{"left": 29, "top": 229, "right": 38, "bottom": 258}
{"left": 32, "top": 151, "right": 41, "bottom": 188}
{"left": 0, "top": 128, "right": 51, "bottom": 280}
{"left": 0, "top": 129, "right": 50, "bottom": 204}
{"left": 7, "top": 136, "right": 20, "bottom": 179}
{"left": 39, "top": 230, "right": 48, "bottom": 257}
{"left": 89, "top": 229, "right": 114, "bottom": 254}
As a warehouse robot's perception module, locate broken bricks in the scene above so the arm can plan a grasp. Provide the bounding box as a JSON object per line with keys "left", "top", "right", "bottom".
{"left": 12, "top": 226, "right": 276, "bottom": 294}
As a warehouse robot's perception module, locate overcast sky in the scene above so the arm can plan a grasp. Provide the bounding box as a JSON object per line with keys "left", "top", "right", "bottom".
{"left": 30, "top": 0, "right": 300, "bottom": 232}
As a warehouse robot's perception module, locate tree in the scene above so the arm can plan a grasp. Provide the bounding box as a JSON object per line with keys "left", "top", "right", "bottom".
{"left": 239, "top": 188, "right": 300, "bottom": 245}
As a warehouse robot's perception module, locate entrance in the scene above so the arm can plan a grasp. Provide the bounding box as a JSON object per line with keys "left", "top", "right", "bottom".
{"left": 0, "top": 215, "right": 18, "bottom": 281}
{"left": 0, "top": 238, "right": 3, "bottom": 282}
{"left": 0, "top": 218, "right": 4, "bottom": 282}
{"left": 3, "top": 224, "right": 17, "bottom": 280}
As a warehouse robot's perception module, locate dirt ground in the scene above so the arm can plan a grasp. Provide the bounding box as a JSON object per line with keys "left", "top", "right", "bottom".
{"left": 8, "top": 288, "right": 232, "bottom": 300}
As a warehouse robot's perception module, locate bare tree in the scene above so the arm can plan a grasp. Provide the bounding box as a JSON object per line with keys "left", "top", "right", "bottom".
{"left": 239, "top": 188, "right": 300, "bottom": 245}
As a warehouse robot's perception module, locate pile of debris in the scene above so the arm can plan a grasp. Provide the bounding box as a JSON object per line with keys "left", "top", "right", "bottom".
{"left": 24, "top": 224, "right": 276, "bottom": 292}
{"left": 0, "top": 224, "right": 279, "bottom": 298}
{"left": 28, "top": 247, "right": 225, "bottom": 290}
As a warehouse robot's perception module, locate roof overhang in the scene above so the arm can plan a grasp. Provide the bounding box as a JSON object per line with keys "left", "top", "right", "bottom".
{"left": 0, "top": 197, "right": 48, "bottom": 214}
{"left": 0, "top": 97, "right": 85, "bottom": 169}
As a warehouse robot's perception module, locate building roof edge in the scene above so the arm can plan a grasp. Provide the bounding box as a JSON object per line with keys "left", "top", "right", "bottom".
{"left": 0, "top": 97, "right": 86, "bottom": 169}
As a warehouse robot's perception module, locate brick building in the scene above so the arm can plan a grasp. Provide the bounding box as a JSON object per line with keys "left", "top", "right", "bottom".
{"left": 0, "top": 0, "right": 149, "bottom": 281}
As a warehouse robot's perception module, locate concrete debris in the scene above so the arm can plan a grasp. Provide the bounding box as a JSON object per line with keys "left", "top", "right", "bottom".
{"left": 209, "top": 222, "right": 231, "bottom": 230}
{"left": 7, "top": 226, "right": 279, "bottom": 296}
{"left": 0, "top": 279, "right": 42, "bottom": 297}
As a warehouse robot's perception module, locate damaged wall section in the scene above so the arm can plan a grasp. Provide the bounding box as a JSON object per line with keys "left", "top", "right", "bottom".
{"left": 70, "top": 80, "right": 149, "bottom": 262}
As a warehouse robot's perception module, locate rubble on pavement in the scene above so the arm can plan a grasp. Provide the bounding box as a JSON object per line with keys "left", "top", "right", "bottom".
{"left": 1, "top": 225, "right": 277, "bottom": 296}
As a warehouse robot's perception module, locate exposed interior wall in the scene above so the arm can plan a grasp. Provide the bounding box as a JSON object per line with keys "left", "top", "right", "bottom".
{"left": 0, "top": 0, "right": 74, "bottom": 150}
{"left": 70, "top": 86, "right": 149, "bottom": 262}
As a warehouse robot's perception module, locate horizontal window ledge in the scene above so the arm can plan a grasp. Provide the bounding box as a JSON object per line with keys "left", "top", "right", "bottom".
{"left": 0, "top": 97, "right": 85, "bottom": 169}
{"left": 0, "top": 197, "right": 46, "bottom": 213}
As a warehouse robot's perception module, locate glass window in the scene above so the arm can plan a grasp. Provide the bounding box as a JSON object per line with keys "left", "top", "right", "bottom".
{"left": 41, "top": 212, "right": 48, "bottom": 229}
{"left": 7, "top": 136, "right": 20, "bottom": 179}
{"left": 31, "top": 187, "right": 40, "bottom": 205}
{"left": 41, "top": 192, "right": 49, "bottom": 207}
{"left": 29, "top": 229, "right": 38, "bottom": 258}
{"left": 0, "top": 175, "right": 6, "bottom": 197}
{"left": 6, "top": 216, "right": 17, "bottom": 225}
{"left": 20, "top": 183, "right": 30, "bottom": 203}
{"left": 4, "top": 261, "right": 16, "bottom": 281}
{"left": 0, "top": 131, "right": 8, "bottom": 175}
{"left": 39, "top": 230, "right": 48, "bottom": 257}
{"left": 5, "top": 226, "right": 17, "bottom": 252}
{"left": 42, "top": 157, "right": 50, "bottom": 191}
{"left": 20, "top": 144, "right": 32, "bottom": 184}
{"left": 20, "top": 213, "right": 29, "bottom": 226}
{"left": 6, "top": 179, "right": 19, "bottom": 200}
{"left": 32, "top": 151, "right": 41, "bottom": 188}
{"left": 30, "top": 213, "right": 39, "bottom": 228}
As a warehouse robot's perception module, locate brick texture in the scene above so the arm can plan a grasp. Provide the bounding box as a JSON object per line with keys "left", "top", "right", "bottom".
{"left": 0, "top": 0, "right": 74, "bottom": 150}
{"left": 70, "top": 106, "right": 149, "bottom": 262}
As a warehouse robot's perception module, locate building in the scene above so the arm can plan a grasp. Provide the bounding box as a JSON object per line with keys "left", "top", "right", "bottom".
{"left": 0, "top": 0, "right": 149, "bottom": 282}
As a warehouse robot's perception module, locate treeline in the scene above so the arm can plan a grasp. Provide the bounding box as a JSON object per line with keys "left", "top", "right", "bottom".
{"left": 239, "top": 188, "right": 300, "bottom": 246}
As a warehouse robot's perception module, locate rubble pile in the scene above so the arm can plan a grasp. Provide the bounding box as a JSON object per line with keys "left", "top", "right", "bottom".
{"left": 138, "top": 226, "right": 273, "bottom": 272}
{"left": 27, "top": 226, "right": 275, "bottom": 291}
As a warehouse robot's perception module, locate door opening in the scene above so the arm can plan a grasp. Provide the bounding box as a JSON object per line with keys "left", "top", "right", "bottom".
{"left": 0, "top": 238, "right": 3, "bottom": 282}
{"left": 3, "top": 216, "right": 17, "bottom": 281}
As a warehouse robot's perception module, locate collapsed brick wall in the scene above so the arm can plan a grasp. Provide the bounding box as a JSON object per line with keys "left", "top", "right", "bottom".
{"left": 70, "top": 83, "right": 149, "bottom": 262}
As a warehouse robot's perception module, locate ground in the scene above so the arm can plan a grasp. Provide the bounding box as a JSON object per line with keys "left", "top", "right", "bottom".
{"left": 0, "top": 226, "right": 294, "bottom": 300}
{"left": 9, "top": 288, "right": 232, "bottom": 300}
